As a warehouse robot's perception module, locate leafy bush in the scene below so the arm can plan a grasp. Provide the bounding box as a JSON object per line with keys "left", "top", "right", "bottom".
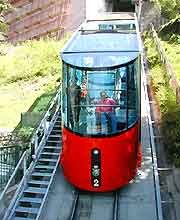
{"left": 32, "top": 92, "right": 55, "bottom": 113}
{"left": 161, "top": 106, "right": 180, "bottom": 166}
{"left": 160, "top": 39, "right": 180, "bottom": 80}
{"left": 158, "top": 0, "right": 180, "bottom": 19}
{"left": 17, "top": 126, "right": 35, "bottom": 144}
{"left": 169, "top": 34, "right": 180, "bottom": 44}
{"left": 143, "top": 33, "right": 161, "bottom": 68}
{"left": 144, "top": 34, "right": 180, "bottom": 167}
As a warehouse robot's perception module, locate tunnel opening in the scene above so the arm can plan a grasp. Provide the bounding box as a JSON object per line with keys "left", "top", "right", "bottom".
{"left": 105, "top": 0, "right": 135, "bottom": 12}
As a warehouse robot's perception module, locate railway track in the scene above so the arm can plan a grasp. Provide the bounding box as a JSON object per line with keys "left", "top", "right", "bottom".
{"left": 113, "top": 191, "right": 119, "bottom": 220}
{"left": 69, "top": 190, "right": 119, "bottom": 220}
{"left": 70, "top": 190, "right": 92, "bottom": 220}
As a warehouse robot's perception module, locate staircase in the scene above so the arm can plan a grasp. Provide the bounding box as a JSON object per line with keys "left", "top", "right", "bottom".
{"left": 3, "top": 114, "right": 62, "bottom": 220}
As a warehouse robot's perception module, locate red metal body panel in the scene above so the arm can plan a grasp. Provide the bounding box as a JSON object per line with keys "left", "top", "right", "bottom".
{"left": 60, "top": 122, "right": 141, "bottom": 192}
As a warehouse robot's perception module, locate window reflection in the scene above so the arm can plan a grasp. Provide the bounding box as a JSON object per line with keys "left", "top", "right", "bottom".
{"left": 128, "top": 63, "right": 138, "bottom": 126}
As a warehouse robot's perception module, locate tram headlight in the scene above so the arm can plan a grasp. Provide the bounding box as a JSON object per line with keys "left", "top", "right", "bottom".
{"left": 93, "top": 149, "right": 99, "bottom": 155}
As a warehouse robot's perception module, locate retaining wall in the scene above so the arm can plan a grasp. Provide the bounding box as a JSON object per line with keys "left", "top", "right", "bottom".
{"left": 5, "top": 0, "right": 85, "bottom": 42}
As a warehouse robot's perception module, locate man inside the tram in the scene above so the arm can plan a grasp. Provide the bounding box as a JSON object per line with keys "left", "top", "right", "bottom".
{"left": 69, "top": 77, "right": 81, "bottom": 130}
{"left": 95, "top": 91, "right": 117, "bottom": 134}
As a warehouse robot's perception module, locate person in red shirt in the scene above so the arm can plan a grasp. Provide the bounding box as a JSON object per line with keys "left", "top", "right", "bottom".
{"left": 95, "top": 91, "right": 117, "bottom": 133}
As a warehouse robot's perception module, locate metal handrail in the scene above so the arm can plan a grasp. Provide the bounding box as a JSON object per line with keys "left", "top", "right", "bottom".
{"left": 30, "top": 88, "right": 61, "bottom": 156}
{"left": 135, "top": 0, "right": 142, "bottom": 22}
{"left": 0, "top": 151, "right": 27, "bottom": 217}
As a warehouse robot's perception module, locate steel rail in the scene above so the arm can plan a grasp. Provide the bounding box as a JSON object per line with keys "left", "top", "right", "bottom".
{"left": 113, "top": 191, "right": 119, "bottom": 220}
{"left": 70, "top": 190, "right": 79, "bottom": 220}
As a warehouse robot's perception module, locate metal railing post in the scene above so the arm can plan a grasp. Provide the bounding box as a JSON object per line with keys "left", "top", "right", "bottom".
{"left": 23, "top": 151, "right": 27, "bottom": 176}
{"left": 34, "top": 134, "right": 38, "bottom": 155}
{"left": 43, "top": 118, "right": 47, "bottom": 137}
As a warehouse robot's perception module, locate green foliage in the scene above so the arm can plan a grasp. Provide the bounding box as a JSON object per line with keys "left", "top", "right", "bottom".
{"left": 158, "top": 0, "right": 180, "bottom": 19}
{"left": 161, "top": 106, "right": 180, "bottom": 166}
{"left": 0, "top": 0, "right": 11, "bottom": 12}
{"left": 160, "top": 38, "right": 180, "bottom": 80}
{"left": 159, "top": 16, "right": 180, "bottom": 40}
{"left": 151, "top": 62, "right": 176, "bottom": 114}
{"left": 0, "top": 0, "right": 11, "bottom": 38}
{"left": 169, "top": 34, "right": 180, "bottom": 44}
{"left": 143, "top": 33, "right": 161, "bottom": 68}
{"left": 144, "top": 34, "right": 180, "bottom": 167}
{"left": 0, "top": 36, "right": 70, "bottom": 129}
{"left": 32, "top": 92, "right": 55, "bottom": 113}
{"left": 17, "top": 126, "right": 34, "bottom": 144}
{"left": 0, "top": 36, "right": 70, "bottom": 84}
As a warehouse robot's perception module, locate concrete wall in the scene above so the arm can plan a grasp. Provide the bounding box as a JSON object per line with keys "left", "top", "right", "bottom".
{"left": 5, "top": 0, "right": 86, "bottom": 42}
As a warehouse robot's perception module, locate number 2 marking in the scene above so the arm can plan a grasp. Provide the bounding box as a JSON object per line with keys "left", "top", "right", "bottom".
{"left": 93, "top": 179, "right": 99, "bottom": 187}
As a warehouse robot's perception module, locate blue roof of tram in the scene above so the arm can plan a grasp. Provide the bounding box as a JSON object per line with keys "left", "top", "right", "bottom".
{"left": 61, "top": 19, "right": 140, "bottom": 68}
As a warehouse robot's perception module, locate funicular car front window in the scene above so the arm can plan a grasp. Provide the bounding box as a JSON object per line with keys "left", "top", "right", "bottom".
{"left": 62, "top": 59, "right": 139, "bottom": 136}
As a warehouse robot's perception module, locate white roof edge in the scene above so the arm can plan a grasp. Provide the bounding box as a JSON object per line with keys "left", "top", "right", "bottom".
{"left": 86, "top": 12, "right": 135, "bottom": 21}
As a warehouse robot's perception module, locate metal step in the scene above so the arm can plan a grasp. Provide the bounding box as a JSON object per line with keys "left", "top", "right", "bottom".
{"left": 51, "top": 129, "right": 61, "bottom": 132}
{"left": 24, "top": 187, "right": 47, "bottom": 194}
{"left": 31, "top": 172, "right": 52, "bottom": 177}
{"left": 49, "top": 134, "right": 61, "bottom": 138}
{"left": 15, "top": 206, "right": 39, "bottom": 214}
{"left": 44, "top": 146, "right": 61, "bottom": 150}
{"left": 46, "top": 140, "right": 61, "bottom": 143}
{"left": 13, "top": 217, "right": 35, "bottom": 220}
{"left": 54, "top": 123, "right": 61, "bottom": 126}
{"left": 45, "top": 143, "right": 61, "bottom": 148}
{"left": 53, "top": 126, "right": 61, "bottom": 129}
{"left": 38, "top": 158, "right": 57, "bottom": 162}
{"left": 35, "top": 165, "right": 55, "bottom": 170}
{"left": 50, "top": 132, "right": 61, "bottom": 136}
{"left": 19, "top": 197, "right": 43, "bottom": 204}
{"left": 54, "top": 121, "right": 61, "bottom": 127}
{"left": 28, "top": 180, "right": 49, "bottom": 185}
{"left": 41, "top": 152, "right": 59, "bottom": 156}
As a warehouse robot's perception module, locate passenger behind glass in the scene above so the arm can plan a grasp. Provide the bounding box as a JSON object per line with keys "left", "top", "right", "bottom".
{"left": 69, "top": 78, "right": 81, "bottom": 129}
{"left": 95, "top": 91, "right": 117, "bottom": 134}
{"left": 80, "top": 80, "right": 88, "bottom": 105}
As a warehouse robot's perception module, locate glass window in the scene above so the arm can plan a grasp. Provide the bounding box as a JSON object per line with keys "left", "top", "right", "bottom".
{"left": 62, "top": 58, "right": 140, "bottom": 136}
{"left": 127, "top": 62, "right": 138, "bottom": 127}
{"left": 62, "top": 63, "right": 67, "bottom": 127}
{"left": 67, "top": 67, "right": 83, "bottom": 130}
{"left": 114, "top": 67, "right": 127, "bottom": 131}
{"left": 84, "top": 70, "right": 117, "bottom": 135}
